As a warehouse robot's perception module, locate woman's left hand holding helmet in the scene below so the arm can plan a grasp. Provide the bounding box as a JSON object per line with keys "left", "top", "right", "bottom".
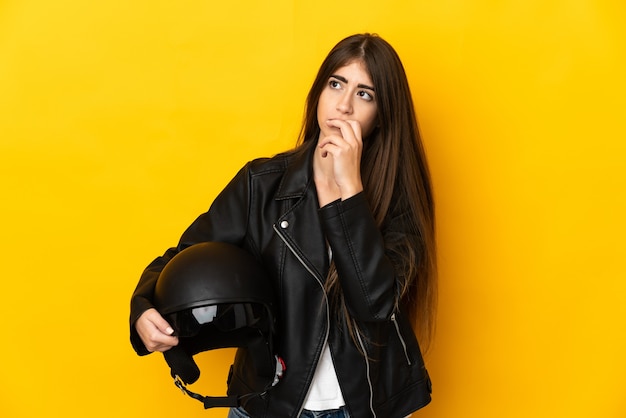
{"left": 135, "top": 308, "right": 180, "bottom": 353}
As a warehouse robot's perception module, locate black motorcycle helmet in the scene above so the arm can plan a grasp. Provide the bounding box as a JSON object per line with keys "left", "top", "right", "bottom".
{"left": 153, "top": 241, "right": 283, "bottom": 409}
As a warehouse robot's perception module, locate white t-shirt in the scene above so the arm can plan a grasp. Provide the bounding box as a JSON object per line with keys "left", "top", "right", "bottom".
{"left": 302, "top": 342, "right": 346, "bottom": 410}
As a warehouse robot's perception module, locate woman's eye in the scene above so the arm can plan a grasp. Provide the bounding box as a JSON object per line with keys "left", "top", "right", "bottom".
{"left": 358, "top": 90, "right": 374, "bottom": 101}
{"left": 329, "top": 80, "right": 341, "bottom": 89}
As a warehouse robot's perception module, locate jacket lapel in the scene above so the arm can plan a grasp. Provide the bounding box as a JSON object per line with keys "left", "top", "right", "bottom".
{"left": 273, "top": 142, "right": 329, "bottom": 281}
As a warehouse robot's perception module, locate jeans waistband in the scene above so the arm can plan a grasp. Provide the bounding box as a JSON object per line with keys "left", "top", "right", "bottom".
{"left": 300, "top": 406, "right": 349, "bottom": 418}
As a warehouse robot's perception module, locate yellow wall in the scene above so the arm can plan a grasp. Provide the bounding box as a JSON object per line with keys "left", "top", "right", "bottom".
{"left": 1, "top": 1, "right": 625, "bottom": 417}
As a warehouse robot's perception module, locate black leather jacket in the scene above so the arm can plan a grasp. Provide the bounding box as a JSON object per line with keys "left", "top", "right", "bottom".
{"left": 130, "top": 141, "right": 432, "bottom": 417}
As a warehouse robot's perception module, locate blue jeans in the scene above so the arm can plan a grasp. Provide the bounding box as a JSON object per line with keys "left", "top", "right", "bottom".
{"left": 228, "top": 406, "right": 350, "bottom": 418}
{"left": 300, "top": 407, "right": 350, "bottom": 418}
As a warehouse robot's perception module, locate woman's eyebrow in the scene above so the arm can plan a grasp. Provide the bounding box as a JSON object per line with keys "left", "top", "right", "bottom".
{"left": 330, "top": 74, "right": 375, "bottom": 91}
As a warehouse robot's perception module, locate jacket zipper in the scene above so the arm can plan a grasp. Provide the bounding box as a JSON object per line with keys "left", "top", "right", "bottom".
{"left": 391, "top": 313, "right": 412, "bottom": 366}
{"left": 354, "top": 320, "right": 377, "bottom": 418}
{"left": 273, "top": 224, "right": 330, "bottom": 418}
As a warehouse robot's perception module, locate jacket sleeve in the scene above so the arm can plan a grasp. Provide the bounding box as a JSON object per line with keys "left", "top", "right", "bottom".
{"left": 318, "top": 192, "right": 397, "bottom": 322}
{"left": 129, "top": 163, "right": 252, "bottom": 355}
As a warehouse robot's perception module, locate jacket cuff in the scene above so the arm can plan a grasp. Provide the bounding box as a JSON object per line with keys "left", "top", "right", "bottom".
{"left": 318, "top": 191, "right": 367, "bottom": 220}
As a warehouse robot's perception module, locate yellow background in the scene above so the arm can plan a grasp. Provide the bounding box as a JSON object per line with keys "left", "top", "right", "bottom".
{"left": 1, "top": 0, "right": 625, "bottom": 417}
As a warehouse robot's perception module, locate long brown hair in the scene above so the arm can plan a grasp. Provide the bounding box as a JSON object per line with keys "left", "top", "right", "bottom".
{"left": 298, "top": 33, "right": 437, "bottom": 349}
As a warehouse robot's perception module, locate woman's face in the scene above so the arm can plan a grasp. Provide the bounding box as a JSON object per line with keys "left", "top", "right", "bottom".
{"left": 317, "top": 60, "right": 378, "bottom": 140}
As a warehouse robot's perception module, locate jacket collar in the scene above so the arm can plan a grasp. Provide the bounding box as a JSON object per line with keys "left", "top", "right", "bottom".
{"left": 274, "top": 140, "right": 316, "bottom": 200}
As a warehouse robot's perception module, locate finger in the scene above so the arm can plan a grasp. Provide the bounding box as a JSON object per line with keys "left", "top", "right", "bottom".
{"left": 319, "top": 142, "right": 341, "bottom": 158}
{"left": 151, "top": 335, "right": 179, "bottom": 352}
{"left": 136, "top": 309, "right": 179, "bottom": 352}
{"left": 318, "top": 133, "right": 342, "bottom": 149}
{"left": 345, "top": 120, "right": 362, "bottom": 144}
{"left": 326, "top": 119, "right": 353, "bottom": 142}
{"left": 326, "top": 119, "right": 360, "bottom": 144}
{"left": 145, "top": 328, "right": 179, "bottom": 353}
{"left": 147, "top": 309, "right": 175, "bottom": 336}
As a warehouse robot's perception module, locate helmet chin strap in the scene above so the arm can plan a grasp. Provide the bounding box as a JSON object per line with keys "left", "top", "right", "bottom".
{"left": 166, "top": 349, "right": 287, "bottom": 409}
{"left": 173, "top": 376, "right": 241, "bottom": 408}
{"left": 163, "top": 346, "right": 200, "bottom": 384}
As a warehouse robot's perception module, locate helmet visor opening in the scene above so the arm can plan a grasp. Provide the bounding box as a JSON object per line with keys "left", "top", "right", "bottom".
{"left": 168, "top": 303, "right": 266, "bottom": 337}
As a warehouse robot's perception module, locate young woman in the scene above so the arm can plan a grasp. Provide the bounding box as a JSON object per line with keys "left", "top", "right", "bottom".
{"left": 130, "top": 33, "right": 437, "bottom": 418}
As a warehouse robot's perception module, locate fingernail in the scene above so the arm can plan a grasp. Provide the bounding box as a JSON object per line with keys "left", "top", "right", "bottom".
{"left": 166, "top": 327, "right": 174, "bottom": 335}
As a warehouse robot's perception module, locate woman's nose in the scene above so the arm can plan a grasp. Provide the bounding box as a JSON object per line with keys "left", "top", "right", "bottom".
{"left": 336, "top": 94, "right": 353, "bottom": 114}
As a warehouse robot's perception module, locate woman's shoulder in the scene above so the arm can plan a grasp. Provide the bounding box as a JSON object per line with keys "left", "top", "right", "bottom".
{"left": 245, "top": 147, "right": 302, "bottom": 177}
